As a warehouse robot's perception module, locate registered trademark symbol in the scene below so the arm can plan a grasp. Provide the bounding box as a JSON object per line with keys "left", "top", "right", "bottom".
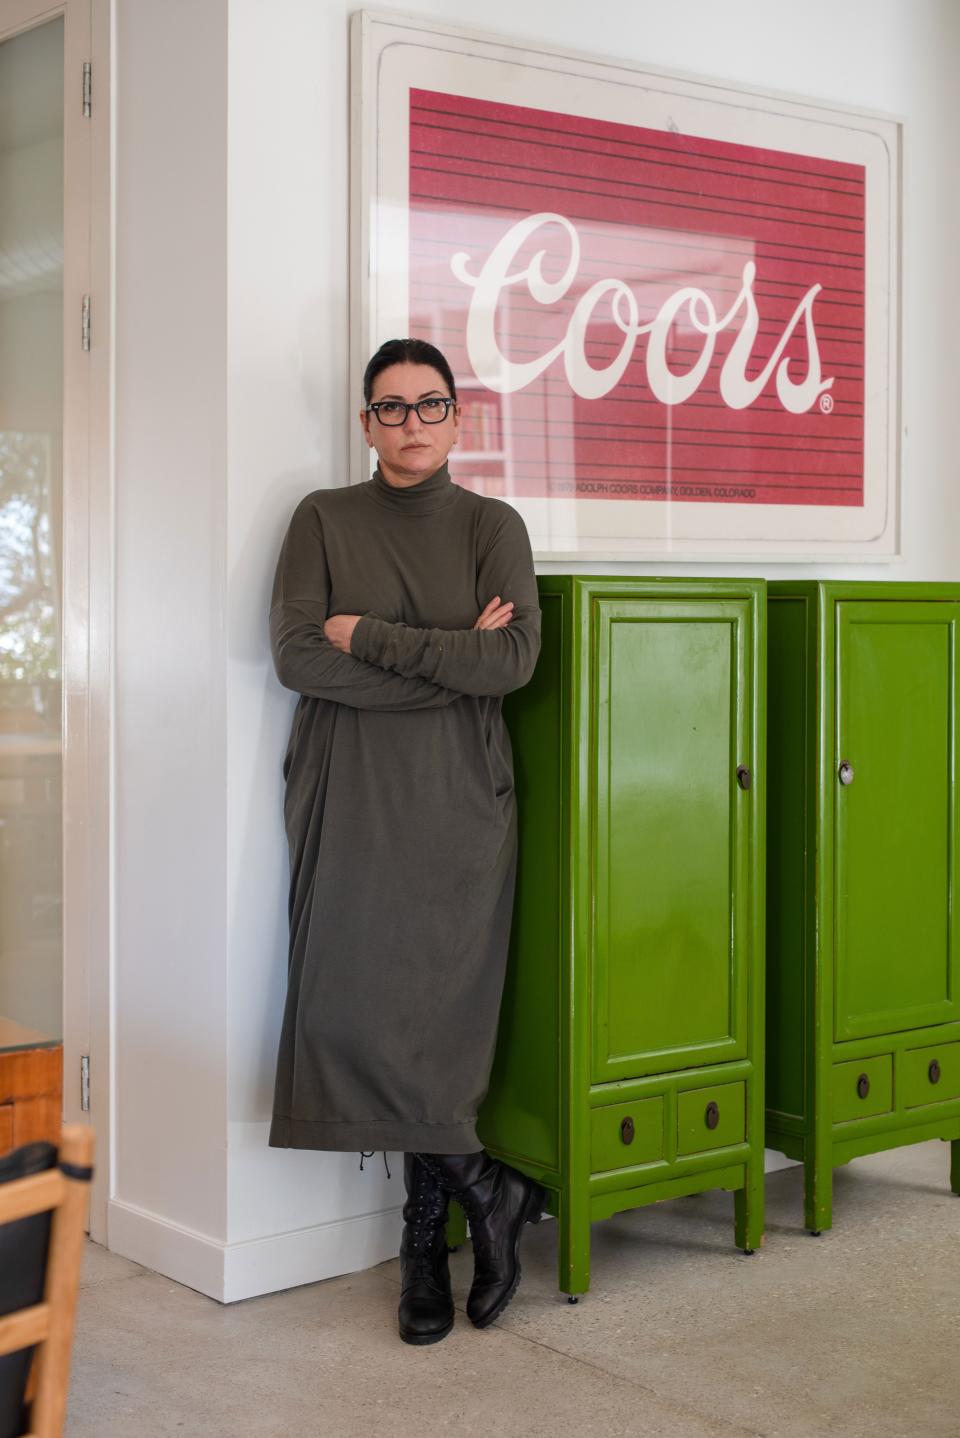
{"left": 820, "top": 393, "right": 835, "bottom": 414}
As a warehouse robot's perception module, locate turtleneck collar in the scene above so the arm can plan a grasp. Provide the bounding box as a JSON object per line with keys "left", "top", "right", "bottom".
{"left": 365, "top": 461, "right": 460, "bottom": 516}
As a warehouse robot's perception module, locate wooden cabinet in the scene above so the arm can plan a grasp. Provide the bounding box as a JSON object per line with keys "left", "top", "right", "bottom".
{"left": 766, "top": 582, "right": 960, "bottom": 1231}
{"left": 0, "top": 1018, "right": 62, "bottom": 1157}
{"left": 476, "top": 577, "right": 766, "bottom": 1296}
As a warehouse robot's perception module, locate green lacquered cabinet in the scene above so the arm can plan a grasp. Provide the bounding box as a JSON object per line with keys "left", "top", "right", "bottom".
{"left": 472, "top": 577, "right": 766, "bottom": 1296}
{"left": 766, "top": 582, "right": 960, "bottom": 1232}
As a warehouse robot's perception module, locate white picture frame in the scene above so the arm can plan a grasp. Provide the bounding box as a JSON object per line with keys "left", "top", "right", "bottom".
{"left": 350, "top": 9, "right": 902, "bottom": 562}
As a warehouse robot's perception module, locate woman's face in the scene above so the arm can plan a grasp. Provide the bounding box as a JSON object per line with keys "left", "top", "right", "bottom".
{"left": 359, "top": 361, "right": 460, "bottom": 485}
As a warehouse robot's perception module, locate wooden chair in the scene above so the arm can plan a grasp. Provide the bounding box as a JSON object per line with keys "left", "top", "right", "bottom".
{"left": 0, "top": 1125, "right": 95, "bottom": 1438}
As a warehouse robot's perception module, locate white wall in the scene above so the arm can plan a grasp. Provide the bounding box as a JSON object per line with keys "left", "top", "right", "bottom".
{"left": 110, "top": 0, "right": 960, "bottom": 1300}
{"left": 110, "top": 0, "right": 229, "bottom": 1289}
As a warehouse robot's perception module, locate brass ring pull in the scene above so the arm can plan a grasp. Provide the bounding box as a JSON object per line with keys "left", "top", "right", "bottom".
{"left": 856, "top": 1072, "right": 870, "bottom": 1100}
{"left": 705, "top": 1101, "right": 720, "bottom": 1130}
{"left": 620, "top": 1116, "right": 635, "bottom": 1145}
{"left": 929, "top": 1059, "right": 942, "bottom": 1085}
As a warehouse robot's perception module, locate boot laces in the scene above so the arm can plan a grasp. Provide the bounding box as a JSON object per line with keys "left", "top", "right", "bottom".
{"left": 406, "top": 1187, "right": 448, "bottom": 1279}
{"left": 417, "top": 1153, "right": 487, "bottom": 1224}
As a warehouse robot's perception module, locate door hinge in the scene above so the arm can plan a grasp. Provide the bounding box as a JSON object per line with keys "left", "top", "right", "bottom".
{"left": 80, "top": 1054, "right": 91, "bottom": 1112}
{"left": 83, "top": 61, "right": 92, "bottom": 118}
{"left": 82, "top": 294, "right": 91, "bottom": 351}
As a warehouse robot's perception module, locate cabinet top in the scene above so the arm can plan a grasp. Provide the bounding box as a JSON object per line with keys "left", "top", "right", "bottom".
{"left": 767, "top": 580, "right": 960, "bottom": 602}
{"left": 535, "top": 575, "right": 765, "bottom": 600}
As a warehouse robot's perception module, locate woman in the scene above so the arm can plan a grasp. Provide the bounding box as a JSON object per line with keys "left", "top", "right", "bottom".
{"left": 268, "top": 337, "right": 547, "bottom": 1345}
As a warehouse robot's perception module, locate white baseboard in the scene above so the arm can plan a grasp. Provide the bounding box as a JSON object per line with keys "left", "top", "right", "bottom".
{"left": 221, "top": 1204, "right": 403, "bottom": 1303}
{"left": 107, "top": 1197, "right": 405, "bottom": 1304}
{"left": 107, "top": 1199, "right": 227, "bottom": 1300}
{"left": 763, "top": 1147, "right": 803, "bottom": 1173}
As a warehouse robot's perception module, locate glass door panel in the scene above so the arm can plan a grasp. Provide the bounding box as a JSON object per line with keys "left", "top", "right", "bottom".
{"left": 0, "top": 15, "right": 64, "bottom": 1049}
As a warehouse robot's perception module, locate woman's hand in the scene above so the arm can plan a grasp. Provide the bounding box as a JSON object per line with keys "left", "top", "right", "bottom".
{"left": 324, "top": 599, "right": 512, "bottom": 653}
{"left": 474, "top": 596, "right": 514, "bottom": 630}
{"left": 324, "top": 614, "right": 361, "bottom": 653}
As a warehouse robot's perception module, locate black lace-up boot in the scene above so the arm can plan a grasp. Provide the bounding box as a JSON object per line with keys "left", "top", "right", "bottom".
{"left": 415, "top": 1149, "right": 547, "bottom": 1328}
{"left": 397, "top": 1151, "right": 455, "bottom": 1345}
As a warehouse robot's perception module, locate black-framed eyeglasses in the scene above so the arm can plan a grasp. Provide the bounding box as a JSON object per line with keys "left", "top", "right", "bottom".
{"left": 366, "top": 397, "right": 456, "bottom": 426}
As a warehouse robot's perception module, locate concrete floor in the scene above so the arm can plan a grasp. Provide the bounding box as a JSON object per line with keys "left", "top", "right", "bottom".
{"left": 66, "top": 1140, "right": 959, "bottom": 1437}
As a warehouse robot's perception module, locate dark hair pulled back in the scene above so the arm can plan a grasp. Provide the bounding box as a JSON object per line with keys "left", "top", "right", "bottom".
{"left": 362, "top": 338, "right": 458, "bottom": 405}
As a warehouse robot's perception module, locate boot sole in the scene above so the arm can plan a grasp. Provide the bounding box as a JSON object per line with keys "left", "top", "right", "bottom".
{"left": 398, "top": 1314, "right": 454, "bottom": 1345}
{"left": 470, "top": 1181, "right": 547, "bottom": 1329}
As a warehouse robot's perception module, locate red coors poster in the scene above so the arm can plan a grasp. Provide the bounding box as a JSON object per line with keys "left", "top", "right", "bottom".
{"left": 355, "top": 17, "right": 900, "bottom": 558}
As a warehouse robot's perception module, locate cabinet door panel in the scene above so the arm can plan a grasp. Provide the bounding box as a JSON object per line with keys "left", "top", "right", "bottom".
{"left": 592, "top": 599, "right": 752, "bottom": 1081}
{"left": 835, "top": 603, "right": 960, "bottom": 1041}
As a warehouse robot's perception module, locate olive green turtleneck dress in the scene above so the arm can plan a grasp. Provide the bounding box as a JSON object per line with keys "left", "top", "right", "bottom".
{"left": 267, "top": 461, "right": 541, "bottom": 1155}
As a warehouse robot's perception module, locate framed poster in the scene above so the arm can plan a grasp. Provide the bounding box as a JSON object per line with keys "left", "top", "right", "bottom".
{"left": 351, "top": 10, "right": 902, "bottom": 560}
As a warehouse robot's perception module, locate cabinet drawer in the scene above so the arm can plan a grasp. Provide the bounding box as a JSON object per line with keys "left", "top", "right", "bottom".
{"left": 677, "top": 1082, "right": 745, "bottom": 1155}
{"left": 901, "top": 1042, "right": 960, "bottom": 1108}
{"left": 833, "top": 1056, "right": 893, "bottom": 1123}
{"left": 590, "top": 1097, "right": 663, "bottom": 1172}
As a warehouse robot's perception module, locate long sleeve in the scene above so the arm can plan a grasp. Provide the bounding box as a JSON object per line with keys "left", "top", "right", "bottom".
{"left": 350, "top": 503, "right": 541, "bottom": 697}
{"left": 269, "top": 494, "right": 462, "bottom": 712}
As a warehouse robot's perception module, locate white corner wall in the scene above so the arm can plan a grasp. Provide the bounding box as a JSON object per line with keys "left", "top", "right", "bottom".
{"left": 110, "top": 0, "right": 230, "bottom": 1292}
{"left": 110, "top": 0, "right": 960, "bottom": 1302}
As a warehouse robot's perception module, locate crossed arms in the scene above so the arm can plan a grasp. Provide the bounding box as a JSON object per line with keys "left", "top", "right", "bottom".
{"left": 269, "top": 495, "right": 541, "bottom": 712}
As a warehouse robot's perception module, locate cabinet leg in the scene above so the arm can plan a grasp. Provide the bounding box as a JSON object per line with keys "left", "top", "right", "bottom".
{"left": 734, "top": 1163, "right": 764, "bottom": 1252}
{"left": 556, "top": 1188, "right": 590, "bottom": 1299}
{"left": 445, "top": 1197, "right": 468, "bottom": 1250}
{"left": 950, "top": 1139, "right": 960, "bottom": 1197}
{"left": 804, "top": 1153, "right": 833, "bottom": 1234}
